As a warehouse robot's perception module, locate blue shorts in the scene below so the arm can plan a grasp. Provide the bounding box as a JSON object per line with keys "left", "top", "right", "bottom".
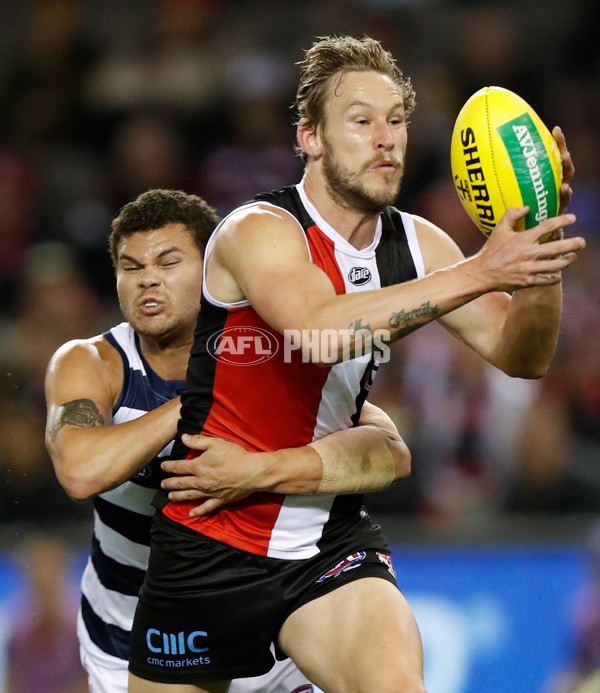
{"left": 128, "top": 512, "right": 397, "bottom": 684}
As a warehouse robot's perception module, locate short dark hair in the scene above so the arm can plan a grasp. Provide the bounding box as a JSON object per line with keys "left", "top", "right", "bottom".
{"left": 109, "top": 189, "right": 220, "bottom": 267}
{"left": 294, "top": 35, "right": 416, "bottom": 160}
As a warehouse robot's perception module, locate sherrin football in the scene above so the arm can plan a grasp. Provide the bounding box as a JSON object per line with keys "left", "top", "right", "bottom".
{"left": 450, "top": 86, "right": 562, "bottom": 236}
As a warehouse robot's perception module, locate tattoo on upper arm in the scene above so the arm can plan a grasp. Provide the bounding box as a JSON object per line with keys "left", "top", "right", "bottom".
{"left": 48, "top": 398, "right": 105, "bottom": 443}
{"left": 388, "top": 300, "right": 440, "bottom": 339}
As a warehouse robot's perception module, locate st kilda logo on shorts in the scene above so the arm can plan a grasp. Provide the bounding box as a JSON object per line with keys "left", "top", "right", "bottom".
{"left": 348, "top": 266, "right": 372, "bottom": 286}
{"left": 316, "top": 551, "right": 366, "bottom": 582}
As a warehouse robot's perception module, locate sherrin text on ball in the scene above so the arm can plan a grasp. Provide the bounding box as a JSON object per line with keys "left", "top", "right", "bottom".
{"left": 450, "top": 86, "right": 563, "bottom": 236}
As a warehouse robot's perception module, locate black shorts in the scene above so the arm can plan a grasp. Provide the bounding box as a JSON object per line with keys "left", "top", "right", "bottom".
{"left": 129, "top": 512, "right": 398, "bottom": 684}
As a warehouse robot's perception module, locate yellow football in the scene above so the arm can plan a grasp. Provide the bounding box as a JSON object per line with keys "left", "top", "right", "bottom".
{"left": 450, "top": 86, "right": 562, "bottom": 236}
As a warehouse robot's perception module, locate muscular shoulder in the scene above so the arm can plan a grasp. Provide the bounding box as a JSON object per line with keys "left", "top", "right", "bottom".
{"left": 209, "top": 203, "right": 311, "bottom": 304}
{"left": 46, "top": 334, "right": 123, "bottom": 404}
{"left": 217, "top": 202, "right": 305, "bottom": 249}
{"left": 411, "top": 213, "right": 466, "bottom": 273}
{"left": 50, "top": 334, "right": 112, "bottom": 367}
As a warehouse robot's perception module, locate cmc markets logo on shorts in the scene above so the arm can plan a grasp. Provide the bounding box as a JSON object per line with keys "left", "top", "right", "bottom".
{"left": 348, "top": 266, "right": 372, "bottom": 286}
{"left": 207, "top": 326, "right": 279, "bottom": 366}
{"left": 145, "top": 628, "right": 211, "bottom": 667}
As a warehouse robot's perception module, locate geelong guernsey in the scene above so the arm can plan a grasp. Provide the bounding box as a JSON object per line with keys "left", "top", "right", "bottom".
{"left": 79, "top": 322, "right": 185, "bottom": 660}
{"left": 161, "top": 180, "right": 425, "bottom": 560}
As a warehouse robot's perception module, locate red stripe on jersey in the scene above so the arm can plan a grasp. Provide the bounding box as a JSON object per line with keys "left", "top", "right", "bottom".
{"left": 305, "top": 225, "right": 346, "bottom": 295}
{"left": 163, "top": 305, "right": 332, "bottom": 555}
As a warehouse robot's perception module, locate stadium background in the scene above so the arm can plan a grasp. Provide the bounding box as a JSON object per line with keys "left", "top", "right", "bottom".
{"left": 0, "top": 1, "right": 598, "bottom": 691}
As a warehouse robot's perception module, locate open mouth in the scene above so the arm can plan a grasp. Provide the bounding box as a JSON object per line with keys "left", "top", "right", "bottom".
{"left": 139, "top": 300, "right": 163, "bottom": 315}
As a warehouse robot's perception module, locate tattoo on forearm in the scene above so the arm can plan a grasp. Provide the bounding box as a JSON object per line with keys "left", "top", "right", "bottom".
{"left": 347, "top": 317, "right": 372, "bottom": 337}
{"left": 48, "top": 399, "right": 104, "bottom": 442}
{"left": 388, "top": 301, "right": 440, "bottom": 339}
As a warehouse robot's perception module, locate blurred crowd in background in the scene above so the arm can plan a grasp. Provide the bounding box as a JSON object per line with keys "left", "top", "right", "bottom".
{"left": 0, "top": 0, "right": 598, "bottom": 532}
{"left": 0, "top": 1, "right": 599, "bottom": 691}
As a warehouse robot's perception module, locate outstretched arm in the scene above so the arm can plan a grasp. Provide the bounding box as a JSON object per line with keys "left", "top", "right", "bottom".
{"left": 210, "top": 204, "right": 582, "bottom": 373}
{"left": 431, "top": 127, "right": 579, "bottom": 377}
{"left": 207, "top": 128, "right": 582, "bottom": 377}
{"left": 161, "top": 401, "right": 410, "bottom": 516}
{"left": 45, "top": 338, "right": 181, "bottom": 501}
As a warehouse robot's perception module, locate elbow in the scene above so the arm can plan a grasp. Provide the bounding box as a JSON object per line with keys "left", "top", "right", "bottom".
{"left": 390, "top": 439, "right": 412, "bottom": 482}
{"left": 501, "top": 360, "right": 550, "bottom": 380}
{"left": 493, "top": 349, "right": 553, "bottom": 380}
{"left": 60, "top": 479, "right": 96, "bottom": 503}
{"left": 55, "top": 467, "right": 101, "bottom": 502}
{"left": 515, "top": 367, "right": 548, "bottom": 381}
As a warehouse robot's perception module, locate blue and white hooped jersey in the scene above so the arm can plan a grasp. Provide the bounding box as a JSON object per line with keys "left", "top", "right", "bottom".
{"left": 79, "top": 322, "right": 185, "bottom": 660}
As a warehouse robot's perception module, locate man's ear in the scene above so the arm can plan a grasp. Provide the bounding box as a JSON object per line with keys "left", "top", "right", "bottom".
{"left": 296, "top": 119, "right": 322, "bottom": 160}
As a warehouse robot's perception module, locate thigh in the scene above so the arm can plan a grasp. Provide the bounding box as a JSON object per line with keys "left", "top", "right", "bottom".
{"left": 78, "top": 611, "right": 129, "bottom": 693}
{"left": 279, "top": 577, "right": 426, "bottom": 693}
{"left": 230, "top": 657, "right": 321, "bottom": 693}
{"left": 80, "top": 644, "right": 128, "bottom": 693}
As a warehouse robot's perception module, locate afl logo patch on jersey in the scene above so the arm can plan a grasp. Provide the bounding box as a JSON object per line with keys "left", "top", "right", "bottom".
{"left": 207, "top": 326, "right": 279, "bottom": 366}
{"left": 348, "top": 266, "right": 371, "bottom": 286}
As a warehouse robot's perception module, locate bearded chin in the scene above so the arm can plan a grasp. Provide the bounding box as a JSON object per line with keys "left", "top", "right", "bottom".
{"left": 322, "top": 150, "right": 402, "bottom": 215}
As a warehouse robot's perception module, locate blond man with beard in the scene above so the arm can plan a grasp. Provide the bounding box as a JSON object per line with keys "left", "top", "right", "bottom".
{"left": 129, "top": 35, "right": 583, "bottom": 693}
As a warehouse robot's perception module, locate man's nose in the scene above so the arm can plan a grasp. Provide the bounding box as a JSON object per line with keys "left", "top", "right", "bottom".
{"left": 375, "top": 121, "right": 394, "bottom": 151}
{"left": 138, "top": 267, "right": 160, "bottom": 286}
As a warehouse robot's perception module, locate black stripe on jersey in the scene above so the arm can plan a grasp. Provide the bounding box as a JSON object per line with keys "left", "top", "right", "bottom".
{"left": 90, "top": 536, "right": 145, "bottom": 596}
{"left": 81, "top": 594, "right": 130, "bottom": 659}
{"left": 94, "top": 496, "right": 152, "bottom": 546}
{"left": 155, "top": 297, "right": 230, "bottom": 511}
{"left": 375, "top": 207, "right": 418, "bottom": 288}
{"left": 346, "top": 207, "right": 416, "bottom": 428}
{"left": 173, "top": 297, "right": 228, "bottom": 455}
{"left": 254, "top": 186, "right": 315, "bottom": 233}
{"left": 350, "top": 353, "right": 382, "bottom": 428}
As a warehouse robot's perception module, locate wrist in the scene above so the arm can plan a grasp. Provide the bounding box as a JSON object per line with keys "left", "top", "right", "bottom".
{"left": 249, "top": 451, "right": 280, "bottom": 492}
{"left": 259, "top": 446, "right": 322, "bottom": 494}
{"left": 441, "top": 255, "right": 494, "bottom": 302}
